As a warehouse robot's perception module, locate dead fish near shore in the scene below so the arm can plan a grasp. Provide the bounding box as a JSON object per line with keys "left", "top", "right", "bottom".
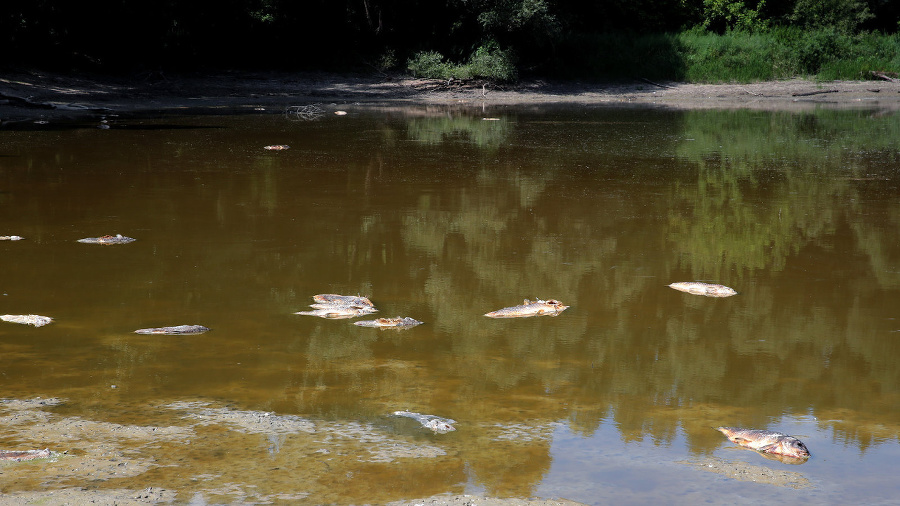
{"left": 263, "top": 144, "right": 290, "bottom": 151}
{"left": 0, "top": 235, "right": 24, "bottom": 241}
{"left": 669, "top": 282, "right": 738, "bottom": 298}
{"left": 484, "top": 298, "right": 569, "bottom": 318}
{"left": 77, "top": 234, "right": 136, "bottom": 245}
{"left": 134, "top": 325, "right": 210, "bottom": 335}
{"left": 354, "top": 317, "right": 423, "bottom": 329}
{"left": 393, "top": 410, "right": 456, "bottom": 434}
{"left": 1, "top": 314, "right": 53, "bottom": 327}
{"left": 0, "top": 449, "right": 51, "bottom": 461}
{"left": 716, "top": 427, "right": 810, "bottom": 459}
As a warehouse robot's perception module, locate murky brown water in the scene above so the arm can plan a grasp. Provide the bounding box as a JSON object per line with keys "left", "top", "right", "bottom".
{"left": 1, "top": 105, "right": 899, "bottom": 504}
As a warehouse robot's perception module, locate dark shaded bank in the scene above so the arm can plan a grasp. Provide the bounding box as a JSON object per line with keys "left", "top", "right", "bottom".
{"left": 2, "top": 69, "right": 900, "bottom": 125}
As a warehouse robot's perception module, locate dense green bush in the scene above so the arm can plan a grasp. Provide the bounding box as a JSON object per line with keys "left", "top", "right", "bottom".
{"left": 407, "top": 51, "right": 454, "bottom": 79}
{"left": 466, "top": 42, "right": 518, "bottom": 81}
{"left": 549, "top": 27, "right": 900, "bottom": 82}
{"left": 406, "top": 42, "right": 517, "bottom": 81}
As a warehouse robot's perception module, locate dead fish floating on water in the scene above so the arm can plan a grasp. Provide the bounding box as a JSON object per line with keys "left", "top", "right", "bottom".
{"left": 393, "top": 410, "right": 456, "bottom": 434}
{"left": 296, "top": 293, "right": 379, "bottom": 319}
{"left": 484, "top": 298, "right": 569, "bottom": 318}
{"left": 1, "top": 314, "right": 53, "bottom": 327}
{"left": 134, "top": 325, "right": 210, "bottom": 335}
{"left": 354, "top": 317, "right": 423, "bottom": 329}
{"left": 716, "top": 427, "right": 810, "bottom": 459}
{"left": 0, "top": 235, "right": 24, "bottom": 241}
{"left": 295, "top": 306, "right": 378, "bottom": 319}
{"left": 311, "top": 294, "right": 375, "bottom": 308}
{"left": 0, "top": 448, "right": 52, "bottom": 461}
{"left": 77, "top": 234, "right": 136, "bottom": 245}
{"left": 669, "top": 282, "right": 737, "bottom": 298}
{"left": 263, "top": 144, "right": 290, "bottom": 151}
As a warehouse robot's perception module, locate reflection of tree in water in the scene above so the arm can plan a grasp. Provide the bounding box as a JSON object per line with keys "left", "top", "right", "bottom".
{"left": 405, "top": 114, "right": 511, "bottom": 149}
{"left": 388, "top": 108, "right": 900, "bottom": 457}
{"left": 8, "top": 110, "right": 900, "bottom": 495}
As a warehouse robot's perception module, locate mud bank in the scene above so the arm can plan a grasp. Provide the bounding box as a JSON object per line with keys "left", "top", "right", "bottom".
{"left": 0, "top": 397, "right": 585, "bottom": 505}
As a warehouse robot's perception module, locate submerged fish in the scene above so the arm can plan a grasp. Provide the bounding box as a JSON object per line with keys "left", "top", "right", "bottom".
{"left": 484, "top": 298, "right": 569, "bottom": 318}
{"left": 263, "top": 144, "right": 290, "bottom": 151}
{"left": 311, "top": 294, "right": 375, "bottom": 308}
{"left": 134, "top": 325, "right": 210, "bottom": 335}
{"left": 353, "top": 317, "right": 423, "bottom": 329}
{"left": 0, "top": 235, "right": 24, "bottom": 241}
{"left": 716, "top": 427, "right": 810, "bottom": 459}
{"left": 669, "top": 282, "right": 737, "bottom": 298}
{"left": 0, "top": 314, "right": 53, "bottom": 327}
{"left": 0, "top": 449, "right": 51, "bottom": 461}
{"left": 393, "top": 410, "right": 456, "bottom": 434}
{"left": 77, "top": 234, "right": 136, "bottom": 245}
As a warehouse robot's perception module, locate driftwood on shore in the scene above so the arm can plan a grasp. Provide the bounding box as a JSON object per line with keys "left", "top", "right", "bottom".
{"left": 791, "top": 89, "right": 839, "bottom": 97}
{"left": 870, "top": 71, "right": 900, "bottom": 83}
{"left": 639, "top": 77, "right": 674, "bottom": 89}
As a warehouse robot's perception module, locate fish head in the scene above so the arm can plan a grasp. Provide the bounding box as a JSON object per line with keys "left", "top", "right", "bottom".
{"left": 776, "top": 438, "right": 810, "bottom": 459}
{"left": 545, "top": 299, "right": 569, "bottom": 312}
{"left": 424, "top": 419, "right": 456, "bottom": 433}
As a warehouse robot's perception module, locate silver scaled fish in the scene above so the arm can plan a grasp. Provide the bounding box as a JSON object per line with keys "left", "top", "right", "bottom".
{"left": 716, "top": 427, "right": 810, "bottom": 459}
{"left": 311, "top": 294, "right": 375, "bottom": 308}
{"left": 0, "top": 314, "right": 53, "bottom": 327}
{"left": 295, "top": 307, "right": 377, "bottom": 319}
{"left": 669, "top": 282, "right": 737, "bottom": 298}
{"left": 77, "top": 234, "right": 136, "bottom": 245}
{"left": 134, "top": 325, "right": 210, "bottom": 335}
{"left": 297, "top": 293, "right": 378, "bottom": 319}
{"left": 393, "top": 410, "right": 456, "bottom": 434}
{"left": 0, "top": 449, "right": 51, "bottom": 461}
{"left": 484, "top": 298, "right": 569, "bottom": 318}
{"left": 353, "top": 317, "right": 423, "bottom": 329}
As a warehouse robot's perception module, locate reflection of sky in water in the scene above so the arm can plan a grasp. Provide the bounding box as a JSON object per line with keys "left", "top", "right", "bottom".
{"left": 538, "top": 417, "right": 900, "bottom": 505}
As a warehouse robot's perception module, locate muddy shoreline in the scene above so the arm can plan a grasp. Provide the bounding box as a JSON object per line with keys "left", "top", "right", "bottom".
{"left": 0, "top": 397, "right": 812, "bottom": 505}
{"left": 2, "top": 70, "right": 900, "bottom": 124}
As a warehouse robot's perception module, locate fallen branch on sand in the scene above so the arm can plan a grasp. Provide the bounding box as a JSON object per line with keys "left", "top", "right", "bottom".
{"left": 791, "top": 89, "right": 838, "bottom": 97}
{"left": 639, "top": 77, "right": 673, "bottom": 89}
{"left": 870, "top": 71, "right": 899, "bottom": 83}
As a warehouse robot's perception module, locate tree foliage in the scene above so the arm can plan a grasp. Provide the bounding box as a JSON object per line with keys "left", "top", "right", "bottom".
{"left": 787, "top": 0, "right": 874, "bottom": 33}
{"left": 700, "top": 0, "right": 769, "bottom": 32}
{"left": 2, "top": 0, "right": 899, "bottom": 77}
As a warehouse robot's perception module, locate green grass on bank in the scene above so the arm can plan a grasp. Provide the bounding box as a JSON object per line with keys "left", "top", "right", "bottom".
{"left": 677, "top": 28, "right": 900, "bottom": 82}
{"left": 411, "top": 28, "right": 900, "bottom": 83}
